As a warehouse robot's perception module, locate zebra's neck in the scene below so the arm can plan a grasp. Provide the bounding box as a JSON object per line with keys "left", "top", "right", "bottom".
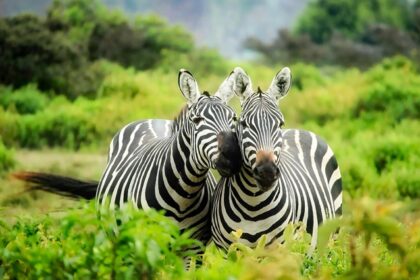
{"left": 231, "top": 165, "right": 294, "bottom": 209}
{"left": 160, "top": 123, "right": 210, "bottom": 201}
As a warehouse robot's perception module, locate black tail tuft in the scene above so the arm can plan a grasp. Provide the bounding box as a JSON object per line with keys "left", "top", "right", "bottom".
{"left": 13, "top": 172, "right": 98, "bottom": 200}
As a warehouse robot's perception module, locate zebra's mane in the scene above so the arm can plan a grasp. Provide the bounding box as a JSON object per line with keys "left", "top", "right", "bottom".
{"left": 170, "top": 105, "right": 189, "bottom": 134}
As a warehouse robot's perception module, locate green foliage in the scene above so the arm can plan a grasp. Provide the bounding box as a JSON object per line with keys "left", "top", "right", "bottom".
{"left": 0, "top": 202, "right": 196, "bottom": 279}
{"left": 160, "top": 48, "right": 229, "bottom": 77}
{"left": 354, "top": 57, "right": 420, "bottom": 122}
{"left": 2, "top": 198, "right": 418, "bottom": 279}
{"left": 46, "top": 0, "right": 114, "bottom": 44}
{"left": 0, "top": 85, "right": 48, "bottom": 114}
{"left": 134, "top": 14, "right": 194, "bottom": 54}
{"left": 0, "top": 139, "right": 15, "bottom": 176}
{"left": 0, "top": 13, "right": 90, "bottom": 98}
{"left": 0, "top": 0, "right": 202, "bottom": 98}
{"left": 0, "top": 64, "right": 189, "bottom": 149}
{"left": 88, "top": 14, "right": 194, "bottom": 70}
{"left": 1, "top": 57, "right": 418, "bottom": 201}
{"left": 288, "top": 62, "right": 327, "bottom": 91}
{"left": 295, "top": 0, "right": 411, "bottom": 43}
{"left": 315, "top": 196, "right": 420, "bottom": 279}
{"left": 248, "top": 0, "right": 420, "bottom": 68}
{"left": 276, "top": 57, "right": 420, "bottom": 200}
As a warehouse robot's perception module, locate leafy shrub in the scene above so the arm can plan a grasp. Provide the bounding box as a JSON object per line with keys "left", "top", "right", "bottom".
{"left": 159, "top": 48, "right": 229, "bottom": 77}
{"left": 0, "top": 85, "right": 48, "bottom": 114}
{"left": 3, "top": 197, "right": 415, "bottom": 279}
{"left": 14, "top": 99, "right": 101, "bottom": 150}
{"left": 0, "top": 202, "right": 196, "bottom": 279}
{"left": 247, "top": 0, "right": 419, "bottom": 68}
{"left": 354, "top": 58, "right": 420, "bottom": 122}
{"left": 0, "top": 13, "right": 95, "bottom": 99}
{"left": 98, "top": 68, "right": 141, "bottom": 98}
{"left": 295, "top": 0, "right": 412, "bottom": 43}
{"left": 281, "top": 68, "right": 364, "bottom": 125}
{"left": 287, "top": 62, "right": 326, "bottom": 90}
{"left": 0, "top": 0, "right": 201, "bottom": 98}
{"left": 396, "top": 170, "right": 420, "bottom": 198}
{"left": 314, "top": 196, "right": 420, "bottom": 280}
{"left": 371, "top": 141, "right": 411, "bottom": 174}
{"left": 0, "top": 139, "right": 15, "bottom": 176}
{"left": 0, "top": 109, "right": 20, "bottom": 147}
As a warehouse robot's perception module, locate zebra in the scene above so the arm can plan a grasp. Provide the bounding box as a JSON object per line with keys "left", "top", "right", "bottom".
{"left": 15, "top": 69, "right": 242, "bottom": 244}
{"left": 211, "top": 67, "right": 342, "bottom": 251}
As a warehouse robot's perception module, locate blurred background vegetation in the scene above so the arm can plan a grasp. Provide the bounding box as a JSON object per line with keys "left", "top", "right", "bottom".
{"left": 0, "top": 0, "right": 419, "bottom": 279}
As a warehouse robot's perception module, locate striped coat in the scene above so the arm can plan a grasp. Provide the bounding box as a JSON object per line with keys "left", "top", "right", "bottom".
{"left": 211, "top": 67, "right": 342, "bottom": 250}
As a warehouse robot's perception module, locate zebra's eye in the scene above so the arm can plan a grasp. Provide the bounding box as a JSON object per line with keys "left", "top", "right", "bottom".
{"left": 192, "top": 116, "right": 204, "bottom": 125}
{"left": 232, "top": 116, "right": 238, "bottom": 123}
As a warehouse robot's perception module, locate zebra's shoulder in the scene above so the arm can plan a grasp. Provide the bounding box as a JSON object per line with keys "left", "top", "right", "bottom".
{"left": 283, "top": 129, "right": 331, "bottom": 149}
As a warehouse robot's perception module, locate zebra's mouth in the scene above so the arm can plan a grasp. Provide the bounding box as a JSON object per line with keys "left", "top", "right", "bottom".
{"left": 254, "top": 176, "right": 278, "bottom": 191}
{"left": 253, "top": 163, "right": 280, "bottom": 191}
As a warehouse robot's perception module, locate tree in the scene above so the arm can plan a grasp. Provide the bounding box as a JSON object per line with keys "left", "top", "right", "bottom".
{"left": 295, "top": 0, "right": 411, "bottom": 43}
{"left": 245, "top": 0, "right": 419, "bottom": 68}
{"left": 0, "top": 14, "right": 102, "bottom": 99}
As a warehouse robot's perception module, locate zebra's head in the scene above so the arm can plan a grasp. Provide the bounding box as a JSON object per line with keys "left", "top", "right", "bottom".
{"left": 232, "top": 67, "right": 292, "bottom": 191}
{"left": 178, "top": 69, "right": 242, "bottom": 177}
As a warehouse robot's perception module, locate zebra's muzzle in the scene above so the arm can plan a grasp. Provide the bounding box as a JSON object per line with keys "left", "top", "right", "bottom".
{"left": 214, "top": 131, "right": 242, "bottom": 177}
{"left": 253, "top": 162, "right": 280, "bottom": 191}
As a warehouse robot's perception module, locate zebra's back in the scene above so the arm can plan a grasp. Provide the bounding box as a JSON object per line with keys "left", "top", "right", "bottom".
{"left": 107, "top": 119, "right": 174, "bottom": 162}
{"left": 281, "top": 129, "right": 342, "bottom": 248}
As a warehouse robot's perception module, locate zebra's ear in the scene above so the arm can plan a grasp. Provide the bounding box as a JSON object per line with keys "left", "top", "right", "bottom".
{"left": 178, "top": 69, "right": 200, "bottom": 105}
{"left": 216, "top": 67, "right": 253, "bottom": 104}
{"left": 267, "top": 67, "right": 291, "bottom": 102}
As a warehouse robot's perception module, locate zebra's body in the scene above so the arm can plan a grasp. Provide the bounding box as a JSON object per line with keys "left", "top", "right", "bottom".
{"left": 93, "top": 70, "right": 242, "bottom": 242}
{"left": 212, "top": 129, "right": 342, "bottom": 249}
{"left": 211, "top": 67, "right": 342, "bottom": 250}
{"left": 15, "top": 70, "right": 241, "bottom": 244}
{"left": 96, "top": 117, "right": 216, "bottom": 240}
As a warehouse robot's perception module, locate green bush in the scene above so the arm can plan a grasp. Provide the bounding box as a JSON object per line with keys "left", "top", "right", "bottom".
{"left": 0, "top": 0, "right": 203, "bottom": 98}
{"left": 354, "top": 58, "right": 420, "bottom": 122}
{"left": 295, "top": 0, "right": 411, "bottom": 43}
{"left": 0, "top": 13, "right": 94, "bottom": 99}
{"left": 0, "top": 202, "right": 196, "bottom": 279}
{"left": 288, "top": 62, "right": 327, "bottom": 91}
{"left": 0, "top": 139, "right": 15, "bottom": 176}
{"left": 371, "top": 141, "right": 411, "bottom": 174}
{"left": 1, "top": 198, "right": 419, "bottom": 279}
{"left": 396, "top": 170, "right": 420, "bottom": 198}
{"left": 159, "top": 48, "right": 229, "bottom": 77}
{"left": 0, "top": 85, "right": 48, "bottom": 114}
{"left": 14, "top": 99, "right": 101, "bottom": 150}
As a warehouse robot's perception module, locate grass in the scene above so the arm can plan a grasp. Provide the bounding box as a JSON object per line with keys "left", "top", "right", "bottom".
{"left": 0, "top": 150, "right": 106, "bottom": 223}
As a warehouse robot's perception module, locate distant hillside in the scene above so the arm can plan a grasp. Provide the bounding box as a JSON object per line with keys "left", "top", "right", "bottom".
{"left": 0, "top": 0, "right": 308, "bottom": 58}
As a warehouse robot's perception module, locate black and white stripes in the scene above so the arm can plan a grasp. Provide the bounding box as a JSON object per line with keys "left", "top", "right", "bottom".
{"left": 211, "top": 67, "right": 342, "bottom": 250}
{"left": 14, "top": 67, "right": 342, "bottom": 253}
{"left": 95, "top": 69, "right": 240, "bottom": 242}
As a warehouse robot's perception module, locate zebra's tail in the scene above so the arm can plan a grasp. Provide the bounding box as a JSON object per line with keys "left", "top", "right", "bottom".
{"left": 13, "top": 172, "right": 98, "bottom": 200}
